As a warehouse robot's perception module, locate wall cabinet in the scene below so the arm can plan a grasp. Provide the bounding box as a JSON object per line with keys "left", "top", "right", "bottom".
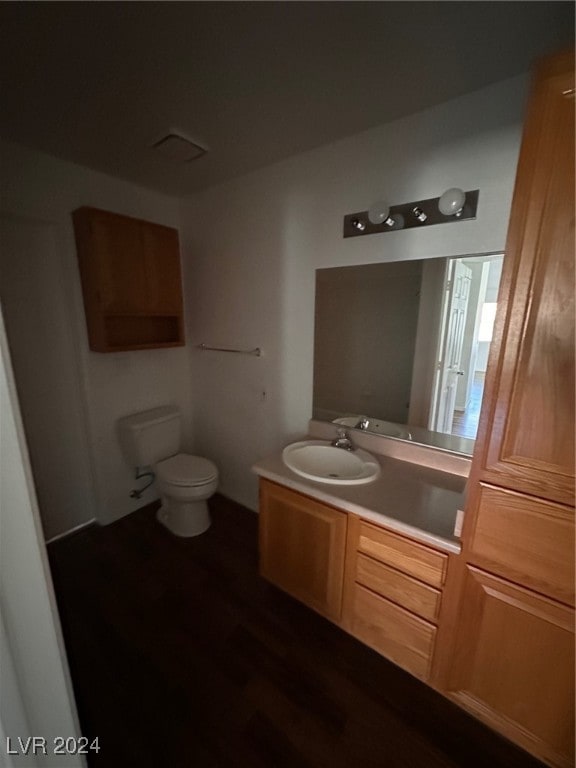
{"left": 72, "top": 207, "right": 185, "bottom": 352}
{"left": 433, "top": 51, "right": 575, "bottom": 768}
{"left": 258, "top": 480, "right": 348, "bottom": 622}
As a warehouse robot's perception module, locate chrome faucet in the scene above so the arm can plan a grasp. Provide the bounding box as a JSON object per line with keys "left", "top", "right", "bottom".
{"left": 331, "top": 428, "right": 355, "bottom": 451}
{"left": 355, "top": 417, "right": 370, "bottom": 430}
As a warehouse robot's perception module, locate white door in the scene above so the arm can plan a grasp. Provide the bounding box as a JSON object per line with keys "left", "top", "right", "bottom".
{"left": 433, "top": 260, "right": 472, "bottom": 433}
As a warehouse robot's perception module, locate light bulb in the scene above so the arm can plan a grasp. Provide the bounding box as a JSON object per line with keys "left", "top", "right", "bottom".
{"left": 368, "top": 200, "right": 394, "bottom": 227}
{"left": 439, "top": 188, "right": 466, "bottom": 216}
{"left": 412, "top": 206, "right": 427, "bottom": 223}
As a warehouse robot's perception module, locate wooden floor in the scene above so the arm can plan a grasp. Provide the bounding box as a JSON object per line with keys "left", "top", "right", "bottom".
{"left": 451, "top": 371, "right": 485, "bottom": 440}
{"left": 48, "top": 495, "right": 543, "bottom": 768}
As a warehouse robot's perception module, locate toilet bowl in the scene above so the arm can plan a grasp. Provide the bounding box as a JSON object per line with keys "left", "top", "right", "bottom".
{"left": 154, "top": 453, "right": 218, "bottom": 537}
{"left": 118, "top": 406, "right": 218, "bottom": 538}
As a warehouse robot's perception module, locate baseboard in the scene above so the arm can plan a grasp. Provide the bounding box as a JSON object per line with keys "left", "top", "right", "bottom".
{"left": 46, "top": 518, "right": 96, "bottom": 545}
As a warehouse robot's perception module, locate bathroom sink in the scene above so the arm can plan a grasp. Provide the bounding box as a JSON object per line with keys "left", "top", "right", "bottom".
{"left": 282, "top": 440, "right": 381, "bottom": 485}
{"left": 333, "top": 416, "right": 412, "bottom": 440}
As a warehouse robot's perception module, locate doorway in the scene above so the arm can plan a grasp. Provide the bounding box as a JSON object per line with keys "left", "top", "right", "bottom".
{"left": 429, "top": 254, "right": 503, "bottom": 439}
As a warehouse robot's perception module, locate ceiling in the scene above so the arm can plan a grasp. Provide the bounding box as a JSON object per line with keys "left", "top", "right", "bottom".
{"left": 0, "top": 2, "right": 573, "bottom": 198}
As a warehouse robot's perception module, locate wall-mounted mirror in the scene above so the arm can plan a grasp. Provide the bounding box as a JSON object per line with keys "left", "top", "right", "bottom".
{"left": 313, "top": 253, "right": 503, "bottom": 455}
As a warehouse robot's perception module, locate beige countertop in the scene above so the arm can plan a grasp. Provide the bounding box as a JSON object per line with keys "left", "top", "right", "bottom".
{"left": 252, "top": 446, "right": 467, "bottom": 554}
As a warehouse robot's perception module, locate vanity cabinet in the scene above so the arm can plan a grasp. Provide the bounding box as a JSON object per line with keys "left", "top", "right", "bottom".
{"left": 258, "top": 480, "right": 452, "bottom": 682}
{"left": 258, "top": 480, "right": 348, "bottom": 622}
{"left": 433, "top": 51, "right": 575, "bottom": 768}
{"left": 72, "top": 207, "right": 185, "bottom": 352}
{"left": 342, "top": 517, "right": 449, "bottom": 681}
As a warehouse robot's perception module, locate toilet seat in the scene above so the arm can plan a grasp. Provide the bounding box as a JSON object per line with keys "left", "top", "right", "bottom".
{"left": 155, "top": 453, "right": 218, "bottom": 487}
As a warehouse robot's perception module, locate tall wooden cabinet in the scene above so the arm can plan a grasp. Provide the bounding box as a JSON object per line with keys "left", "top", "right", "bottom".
{"left": 72, "top": 207, "right": 185, "bottom": 352}
{"left": 433, "top": 51, "right": 575, "bottom": 768}
{"left": 478, "top": 52, "right": 575, "bottom": 508}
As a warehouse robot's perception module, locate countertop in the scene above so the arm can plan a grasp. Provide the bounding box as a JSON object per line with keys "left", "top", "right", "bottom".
{"left": 252, "top": 447, "right": 467, "bottom": 554}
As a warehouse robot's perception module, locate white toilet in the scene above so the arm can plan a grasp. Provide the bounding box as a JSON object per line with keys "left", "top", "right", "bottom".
{"left": 119, "top": 406, "right": 218, "bottom": 537}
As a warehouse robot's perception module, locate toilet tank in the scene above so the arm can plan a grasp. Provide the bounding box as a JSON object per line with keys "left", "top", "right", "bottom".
{"left": 118, "top": 406, "right": 181, "bottom": 467}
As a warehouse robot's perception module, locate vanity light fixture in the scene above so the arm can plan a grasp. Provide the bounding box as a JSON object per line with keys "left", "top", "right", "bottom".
{"left": 343, "top": 189, "right": 479, "bottom": 239}
{"left": 368, "top": 200, "right": 396, "bottom": 227}
{"left": 412, "top": 206, "right": 427, "bottom": 223}
{"left": 351, "top": 217, "right": 367, "bottom": 231}
{"left": 438, "top": 187, "right": 466, "bottom": 217}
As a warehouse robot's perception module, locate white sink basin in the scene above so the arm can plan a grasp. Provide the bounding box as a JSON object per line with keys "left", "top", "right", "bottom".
{"left": 282, "top": 440, "right": 381, "bottom": 485}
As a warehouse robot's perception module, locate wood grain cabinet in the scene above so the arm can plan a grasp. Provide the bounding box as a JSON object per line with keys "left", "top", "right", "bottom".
{"left": 445, "top": 567, "right": 574, "bottom": 768}
{"left": 433, "top": 51, "right": 575, "bottom": 768}
{"left": 474, "top": 51, "right": 575, "bottom": 507}
{"left": 258, "top": 480, "right": 452, "bottom": 683}
{"left": 72, "top": 207, "right": 185, "bottom": 352}
{"left": 343, "top": 517, "right": 449, "bottom": 682}
{"left": 258, "top": 480, "right": 348, "bottom": 622}
{"left": 468, "top": 483, "right": 574, "bottom": 606}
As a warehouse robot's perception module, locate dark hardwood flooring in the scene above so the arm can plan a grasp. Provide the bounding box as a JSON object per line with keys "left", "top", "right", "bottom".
{"left": 48, "top": 495, "right": 543, "bottom": 768}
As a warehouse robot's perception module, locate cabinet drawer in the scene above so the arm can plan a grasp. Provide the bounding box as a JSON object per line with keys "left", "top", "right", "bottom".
{"left": 470, "top": 484, "right": 574, "bottom": 606}
{"left": 356, "top": 553, "right": 441, "bottom": 623}
{"left": 358, "top": 521, "right": 448, "bottom": 588}
{"left": 351, "top": 584, "right": 436, "bottom": 680}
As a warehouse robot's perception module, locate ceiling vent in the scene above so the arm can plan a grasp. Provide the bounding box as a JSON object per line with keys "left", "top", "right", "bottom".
{"left": 152, "top": 133, "right": 207, "bottom": 163}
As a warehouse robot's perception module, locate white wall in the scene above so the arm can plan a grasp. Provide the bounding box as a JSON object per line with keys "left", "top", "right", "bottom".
{"left": 0, "top": 143, "right": 190, "bottom": 531}
{"left": 0, "top": 309, "right": 84, "bottom": 767}
{"left": 0, "top": 217, "right": 96, "bottom": 540}
{"left": 180, "top": 74, "right": 528, "bottom": 511}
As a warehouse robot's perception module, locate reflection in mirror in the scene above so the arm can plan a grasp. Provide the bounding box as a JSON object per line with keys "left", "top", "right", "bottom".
{"left": 313, "top": 254, "right": 503, "bottom": 455}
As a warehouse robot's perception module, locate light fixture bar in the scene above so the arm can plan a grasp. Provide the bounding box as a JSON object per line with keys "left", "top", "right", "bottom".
{"left": 343, "top": 190, "right": 479, "bottom": 238}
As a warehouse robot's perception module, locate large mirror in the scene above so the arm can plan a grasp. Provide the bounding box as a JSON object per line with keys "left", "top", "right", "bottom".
{"left": 313, "top": 254, "right": 504, "bottom": 455}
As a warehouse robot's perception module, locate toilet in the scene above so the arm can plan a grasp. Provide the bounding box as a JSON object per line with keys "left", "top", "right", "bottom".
{"left": 119, "top": 406, "right": 218, "bottom": 537}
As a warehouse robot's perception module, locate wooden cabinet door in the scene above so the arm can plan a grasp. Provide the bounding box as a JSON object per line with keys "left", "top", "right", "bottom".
{"left": 259, "top": 480, "right": 347, "bottom": 622}
{"left": 474, "top": 52, "right": 575, "bottom": 506}
{"left": 447, "top": 566, "right": 574, "bottom": 768}
{"left": 73, "top": 207, "right": 185, "bottom": 351}
{"left": 87, "top": 209, "right": 150, "bottom": 314}
{"left": 141, "top": 222, "right": 183, "bottom": 314}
